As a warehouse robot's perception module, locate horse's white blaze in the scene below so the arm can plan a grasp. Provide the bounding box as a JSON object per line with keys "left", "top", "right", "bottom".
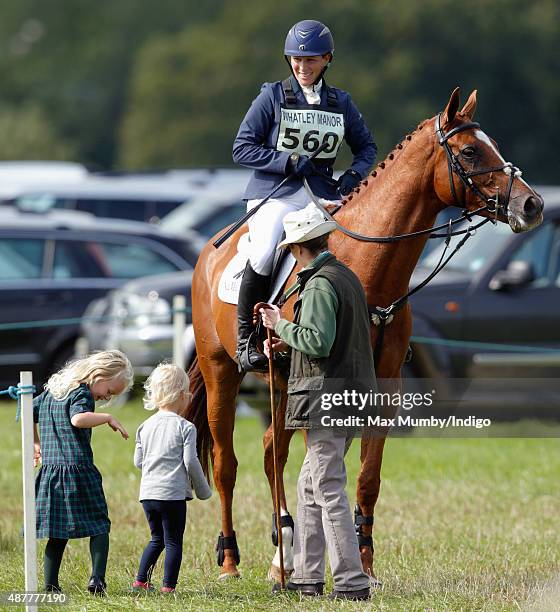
{"left": 474, "top": 129, "right": 506, "bottom": 163}
{"left": 475, "top": 129, "right": 532, "bottom": 190}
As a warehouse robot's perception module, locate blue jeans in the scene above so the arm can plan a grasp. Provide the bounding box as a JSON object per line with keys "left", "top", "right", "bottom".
{"left": 137, "top": 500, "right": 186, "bottom": 588}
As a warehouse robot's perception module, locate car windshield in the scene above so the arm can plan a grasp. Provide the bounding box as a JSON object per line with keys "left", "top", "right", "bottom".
{"left": 160, "top": 194, "right": 242, "bottom": 233}
{"left": 420, "top": 220, "right": 512, "bottom": 274}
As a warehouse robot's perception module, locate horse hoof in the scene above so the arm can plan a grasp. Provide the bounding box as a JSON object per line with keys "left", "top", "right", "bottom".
{"left": 267, "top": 564, "right": 293, "bottom": 583}
{"left": 218, "top": 570, "right": 240, "bottom": 581}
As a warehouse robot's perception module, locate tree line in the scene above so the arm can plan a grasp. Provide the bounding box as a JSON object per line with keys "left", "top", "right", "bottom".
{"left": 0, "top": 0, "right": 558, "bottom": 183}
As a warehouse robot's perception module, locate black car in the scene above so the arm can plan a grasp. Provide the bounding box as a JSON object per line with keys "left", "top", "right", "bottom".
{"left": 406, "top": 188, "right": 560, "bottom": 403}
{"left": 7, "top": 175, "right": 198, "bottom": 224}
{"left": 0, "top": 209, "right": 198, "bottom": 388}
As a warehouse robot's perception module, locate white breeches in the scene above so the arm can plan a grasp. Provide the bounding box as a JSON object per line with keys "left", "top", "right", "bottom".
{"left": 247, "top": 189, "right": 339, "bottom": 276}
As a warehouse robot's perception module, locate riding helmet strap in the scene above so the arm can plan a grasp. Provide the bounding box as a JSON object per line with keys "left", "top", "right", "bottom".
{"left": 216, "top": 531, "right": 240, "bottom": 566}
{"left": 354, "top": 505, "right": 374, "bottom": 551}
{"left": 271, "top": 512, "right": 295, "bottom": 546}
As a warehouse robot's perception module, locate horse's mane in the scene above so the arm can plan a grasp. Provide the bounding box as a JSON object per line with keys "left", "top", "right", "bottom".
{"left": 341, "top": 111, "right": 473, "bottom": 206}
{"left": 340, "top": 117, "right": 433, "bottom": 205}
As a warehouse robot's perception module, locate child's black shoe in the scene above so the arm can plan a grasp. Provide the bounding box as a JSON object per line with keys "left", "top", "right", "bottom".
{"left": 87, "top": 575, "right": 106, "bottom": 596}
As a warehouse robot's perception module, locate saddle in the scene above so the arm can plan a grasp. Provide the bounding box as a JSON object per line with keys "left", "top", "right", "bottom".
{"left": 217, "top": 233, "right": 296, "bottom": 306}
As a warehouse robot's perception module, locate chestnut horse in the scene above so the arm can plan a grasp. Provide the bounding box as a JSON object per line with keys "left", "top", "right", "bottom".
{"left": 184, "top": 88, "right": 543, "bottom": 581}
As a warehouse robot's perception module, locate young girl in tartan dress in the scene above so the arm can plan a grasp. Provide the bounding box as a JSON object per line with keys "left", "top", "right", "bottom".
{"left": 33, "top": 350, "right": 133, "bottom": 595}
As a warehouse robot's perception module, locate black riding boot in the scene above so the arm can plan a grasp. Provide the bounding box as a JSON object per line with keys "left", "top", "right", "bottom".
{"left": 237, "top": 262, "right": 270, "bottom": 372}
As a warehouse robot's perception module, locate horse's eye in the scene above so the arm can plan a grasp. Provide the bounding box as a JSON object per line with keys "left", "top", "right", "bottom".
{"left": 461, "top": 146, "right": 476, "bottom": 158}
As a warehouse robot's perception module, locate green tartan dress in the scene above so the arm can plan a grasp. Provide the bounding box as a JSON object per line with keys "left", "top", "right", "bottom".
{"left": 33, "top": 384, "right": 110, "bottom": 539}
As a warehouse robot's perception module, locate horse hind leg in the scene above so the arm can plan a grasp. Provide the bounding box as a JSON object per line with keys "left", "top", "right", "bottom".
{"left": 263, "top": 392, "right": 296, "bottom": 582}
{"left": 202, "top": 355, "right": 244, "bottom": 579}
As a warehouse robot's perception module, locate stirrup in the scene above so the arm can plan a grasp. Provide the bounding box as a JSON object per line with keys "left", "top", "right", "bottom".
{"left": 237, "top": 335, "right": 268, "bottom": 373}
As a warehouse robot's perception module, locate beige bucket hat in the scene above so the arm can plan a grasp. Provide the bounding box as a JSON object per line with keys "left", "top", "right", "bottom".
{"left": 277, "top": 203, "right": 336, "bottom": 249}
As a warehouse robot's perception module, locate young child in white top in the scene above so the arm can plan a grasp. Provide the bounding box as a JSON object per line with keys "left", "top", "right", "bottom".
{"left": 132, "top": 363, "right": 211, "bottom": 593}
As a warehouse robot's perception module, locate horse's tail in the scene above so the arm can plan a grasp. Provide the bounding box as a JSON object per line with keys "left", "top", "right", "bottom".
{"left": 184, "top": 355, "right": 213, "bottom": 481}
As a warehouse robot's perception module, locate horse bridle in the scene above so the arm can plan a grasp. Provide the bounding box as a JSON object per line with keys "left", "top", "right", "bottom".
{"left": 435, "top": 112, "right": 522, "bottom": 219}
{"left": 303, "top": 114, "right": 524, "bottom": 244}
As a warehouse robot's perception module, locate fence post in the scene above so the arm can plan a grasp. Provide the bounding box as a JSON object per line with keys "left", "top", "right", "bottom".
{"left": 173, "top": 295, "right": 186, "bottom": 370}
{"left": 20, "top": 371, "right": 37, "bottom": 610}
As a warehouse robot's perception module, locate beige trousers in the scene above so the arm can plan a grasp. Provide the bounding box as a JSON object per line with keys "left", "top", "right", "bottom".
{"left": 290, "top": 426, "right": 370, "bottom": 591}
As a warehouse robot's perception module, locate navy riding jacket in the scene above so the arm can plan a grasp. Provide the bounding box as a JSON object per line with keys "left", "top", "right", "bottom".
{"left": 233, "top": 75, "right": 377, "bottom": 201}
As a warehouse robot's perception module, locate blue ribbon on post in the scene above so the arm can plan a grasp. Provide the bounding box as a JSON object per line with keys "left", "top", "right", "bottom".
{"left": 1, "top": 384, "right": 37, "bottom": 421}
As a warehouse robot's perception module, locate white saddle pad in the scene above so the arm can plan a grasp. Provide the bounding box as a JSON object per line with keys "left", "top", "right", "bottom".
{"left": 218, "top": 233, "right": 296, "bottom": 305}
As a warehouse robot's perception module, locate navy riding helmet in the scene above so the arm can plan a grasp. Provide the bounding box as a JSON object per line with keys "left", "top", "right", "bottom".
{"left": 284, "top": 20, "right": 334, "bottom": 58}
{"left": 284, "top": 20, "right": 334, "bottom": 84}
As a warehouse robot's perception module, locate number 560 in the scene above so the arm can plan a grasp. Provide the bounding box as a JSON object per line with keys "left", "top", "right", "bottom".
{"left": 281, "top": 128, "right": 339, "bottom": 154}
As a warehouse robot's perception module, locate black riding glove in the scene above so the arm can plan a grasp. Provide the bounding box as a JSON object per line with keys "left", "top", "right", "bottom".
{"left": 337, "top": 169, "right": 361, "bottom": 197}
{"left": 288, "top": 153, "right": 315, "bottom": 177}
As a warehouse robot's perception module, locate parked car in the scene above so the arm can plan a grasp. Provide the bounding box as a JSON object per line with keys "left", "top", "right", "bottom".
{"left": 160, "top": 194, "right": 246, "bottom": 251}
{"left": 79, "top": 270, "right": 194, "bottom": 378}
{"left": 4, "top": 175, "right": 199, "bottom": 224}
{"left": 5, "top": 169, "right": 252, "bottom": 223}
{"left": 405, "top": 188, "right": 560, "bottom": 412}
{"left": 0, "top": 209, "right": 198, "bottom": 388}
{"left": 0, "top": 161, "right": 88, "bottom": 196}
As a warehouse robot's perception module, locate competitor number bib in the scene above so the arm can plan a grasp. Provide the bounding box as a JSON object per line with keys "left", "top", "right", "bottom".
{"left": 276, "top": 106, "right": 345, "bottom": 161}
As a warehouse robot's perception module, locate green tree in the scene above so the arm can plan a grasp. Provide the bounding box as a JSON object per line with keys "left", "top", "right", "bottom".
{"left": 0, "top": 0, "right": 223, "bottom": 168}
{"left": 120, "top": 0, "right": 560, "bottom": 182}
{"left": 0, "top": 104, "right": 76, "bottom": 160}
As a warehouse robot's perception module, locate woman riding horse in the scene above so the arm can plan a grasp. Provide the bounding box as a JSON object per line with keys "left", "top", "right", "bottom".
{"left": 233, "top": 19, "right": 377, "bottom": 372}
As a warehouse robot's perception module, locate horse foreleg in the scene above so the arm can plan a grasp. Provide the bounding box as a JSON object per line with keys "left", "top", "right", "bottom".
{"left": 356, "top": 435, "right": 386, "bottom": 585}
{"left": 204, "top": 362, "right": 243, "bottom": 579}
{"left": 263, "top": 392, "right": 296, "bottom": 581}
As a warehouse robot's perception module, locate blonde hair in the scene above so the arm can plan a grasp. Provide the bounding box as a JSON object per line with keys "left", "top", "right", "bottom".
{"left": 143, "top": 363, "right": 190, "bottom": 411}
{"left": 46, "top": 350, "right": 134, "bottom": 400}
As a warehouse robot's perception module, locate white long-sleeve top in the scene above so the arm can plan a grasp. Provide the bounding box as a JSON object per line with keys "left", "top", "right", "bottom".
{"left": 134, "top": 411, "right": 212, "bottom": 502}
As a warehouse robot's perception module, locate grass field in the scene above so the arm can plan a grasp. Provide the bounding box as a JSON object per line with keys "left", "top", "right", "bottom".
{"left": 1, "top": 398, "right": 559, "bottom": 611}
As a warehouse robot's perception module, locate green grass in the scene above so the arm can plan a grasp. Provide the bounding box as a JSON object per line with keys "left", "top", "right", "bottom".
{"left": 1, "top": 399, "right": 559, "bottom": 611}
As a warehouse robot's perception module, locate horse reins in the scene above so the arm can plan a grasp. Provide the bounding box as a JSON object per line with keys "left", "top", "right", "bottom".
{"left": 299, "top": 113, "right": 525, "bottom": 366}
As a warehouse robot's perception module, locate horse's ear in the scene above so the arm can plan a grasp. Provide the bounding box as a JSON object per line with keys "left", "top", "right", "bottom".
{"left": 443, "top": 87, "right": 461, "bottom": 126}
{"left": 460, "top": 90, "right": 477, "bottom": 120}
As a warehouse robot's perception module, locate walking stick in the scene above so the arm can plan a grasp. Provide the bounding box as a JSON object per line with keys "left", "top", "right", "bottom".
{"left": 254, "top": 302, "right": 285, "bottom": 589}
